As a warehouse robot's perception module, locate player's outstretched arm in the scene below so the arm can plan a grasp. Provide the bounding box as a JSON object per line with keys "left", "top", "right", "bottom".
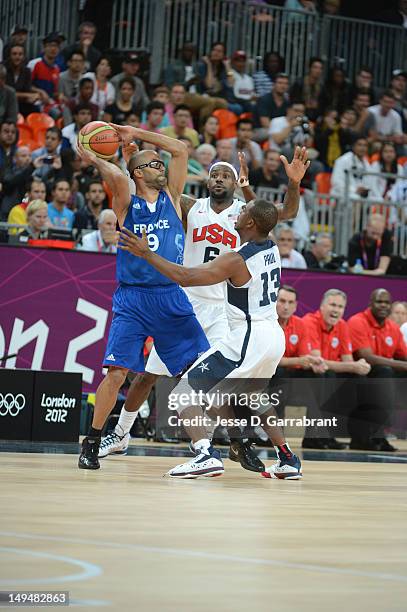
{"left": 77, "top": 141, "right": 130, "bottom": 226}
{"left": 109, "top": 124, "right": 188, "bottom": 216}
{"left": 276, "top": 146, "right": 310, "bottom": 221}
{"left": 238, "top": 151, "right": 257, "bottom": 203}
{"left": 118, "top": 227, "right": 243, "bottom": 286}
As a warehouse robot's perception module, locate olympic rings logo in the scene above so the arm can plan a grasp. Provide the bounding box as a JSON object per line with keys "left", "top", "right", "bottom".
{"left": 0, "top": 393, "right": 26, "bottom": 417}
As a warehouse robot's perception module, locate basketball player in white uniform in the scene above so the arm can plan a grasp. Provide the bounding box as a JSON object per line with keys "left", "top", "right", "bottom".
{"left": 99, "top": 157, "right": 269, "bottom": 472}
{"left": 118, "top": 146, "right": 310, "bottom": 479}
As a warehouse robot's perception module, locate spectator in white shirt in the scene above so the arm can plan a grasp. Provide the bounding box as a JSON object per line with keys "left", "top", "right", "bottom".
{"left": 330, "top": 137, "right": 374, "bottom": 200}
{"left": 228, "top": 50, "right": 256, "bottom": 113}
{"left": 78, "top": 209, "right": 118, "bottom": 253}
{"left": 269, "top": 102, "right": 313, "bottom": 152}
{"left": 368, "top": 91, "right": 405, "bottom": 153}
{"left": 229, "top": 118, "right": 263, "bottom": 171}
{"left": 62, "top": 103, "right": 93, "bottom": 148}
{"left": 275, "top": 224, "right": 307, "bottom": 269}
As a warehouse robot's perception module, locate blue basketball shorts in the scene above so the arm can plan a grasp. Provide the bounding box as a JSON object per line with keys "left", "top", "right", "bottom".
{"left": 103, "top": 284, "right": 210, "bottom": 375}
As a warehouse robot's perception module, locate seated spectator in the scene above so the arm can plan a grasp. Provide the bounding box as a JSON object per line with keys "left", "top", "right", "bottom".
{"left": 3, "top": 25, "right": 29, "bottom": 62}
{"left": 18, "top": 199, "right": 49, "bottom": 240}
{"left": 0, "top": 64, "right": 18, "bottom": 124}
{"left": 0, "top": 145, "right": 37, "bottom": 220}
{"left": 167, "top": 82, "right": 227, "bottom": 128}
{"left": 64, "top": 77, "right": 99, "bottom": 124}
{"left": 314, "top": 108, "right": 354, "bottom": 170}
{"left": 160, "top": 104, "right": 200, "bottom": 148}
{"left": 290, "top": 57, "right": 324, "bottom": 121}
{"left": 330, "top": 137, "right": 373, "bottom": 200}
{"left": 226, "top": 50, "right": 256, "bottom": 113}
{"left": 249, "top": 149, "right": 283, "bottom": 189}
{"left": 0, "top": 120, "right": 17, "bottom": 172}
{"left": 214, "top": 138, "right": 233, "bottom": 164}
{"left": 165, "top": 84, "right": 193, "bottom": 127}
{"left": 275, "top": 223, "right": 307, "bottom": 269}
{"left": 351, "top": 89, "right": 376, "bottom": 139}
{"left": 254, "top": 73, "right": 290, "bottom": 141}
{"left": 163, "top": 42, "right": 201, "bottom": 91}
{"left": 5, "top": 43, "right": 39, "bottom": 117}
{"left": 230, "top": 118, "right": 263, "bottom": 171}
{"left": 303, "top": 232, "right": 334, "bottom": 269}
{"left": 58, "top": 49, "right": 85, "bottom": 102}
{"left": 197, "top": 42, "right": 228, "bottom": 97}
{"left": 31, "top": 126, "right": 63, "bottom": 181}
{"left": 73, "top": 179, "right": 108, "bottom": 230}
{"left": 47, "top": 179, "right": 74, "bottom": 229}
{"left": 61, "top": 21, "right": 101, "bottom": 73}
{"left": 103, "top": 77, "right": 141, "bottom": 124}
{"left": 140, "top": 86, "right": 170, "bottom": 128}
{"left": 253, "top": 51, "right": 285, "bottom": 97}
{"left": 199, "top": 115, "right": 219, "bottom": 146}
{"left": 368, "top": 91, "right": 405, "bottom": 152}
{"left": 370, "top": 142, "right": 404, "bottom": 200}
{"left": 348, "top": 66, "right": 378, "bottom": 105}
{"left": 140, "top": 101, "right": 166, "bottom": 133}
{"left": 78, "top": 208, "right": 117, "bottom": 253}
{"left": 28, "top": 33, "right": 61, "bottom": 106}
{"left": 110, "top": 52, "right": 149, "bottom": 111}
{"left": 62, "top": 103, "right": 93, "bottom": 149}
{"left": 7, "top": 177, "right": 47, "bottom": 229}
{"left": 348, "top": 213, "right": 393, "bottom": 275}
{"left": 348, "top": 289, "right": 407, "bottom": 450}
{"left": 174, "top": 136, "right": 208, "bottom": 184}
{"left": 319, "top": 66, "right": 351, "bottom": 116}
{"left": 390, "top": 301, "right": 407, "bottom": 329}
{"left": 274, "top": 285, "right": 344, "bottom": 450}
{"left": 84, "top": 57, "right": 115, "bottom": 114}
{"left": 303, "top": 289, "right": 371, "bottom": 447}
{"left": 389, "top": 69, "right": 407, "bottom": 132}
{"left": 195, "top": 143, "right": 216, "bottom": 173}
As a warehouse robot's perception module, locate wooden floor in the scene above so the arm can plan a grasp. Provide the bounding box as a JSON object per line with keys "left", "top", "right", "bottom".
{"left": 1, "top": 453, "right": 407, "bottom": 611}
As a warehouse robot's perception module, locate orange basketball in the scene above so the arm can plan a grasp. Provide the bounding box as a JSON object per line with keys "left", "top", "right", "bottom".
{"left": 78, "top": 121, "right": 120, "bottom": 160}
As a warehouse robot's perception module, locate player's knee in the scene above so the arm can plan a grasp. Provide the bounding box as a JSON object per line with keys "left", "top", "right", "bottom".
{"left": 134, "top": 372, "right": 158, "bottom": 391}
{"left": 106, "top": 367, "right": 128, "bottom": 389}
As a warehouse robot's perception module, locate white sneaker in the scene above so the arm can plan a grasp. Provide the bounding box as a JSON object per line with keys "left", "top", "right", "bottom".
{"left": 166, "top": 448, "right": 224, "bottom": 479}
{"left": 98, "top": 426, "right": 130, "bottom": 458}
{"left": 261, "top": 453, "right": 302, "bottom": 480}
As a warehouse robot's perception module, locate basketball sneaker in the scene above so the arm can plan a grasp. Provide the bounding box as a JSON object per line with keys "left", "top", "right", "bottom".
{"left": 166, "top": 447, "right": 224, "bottom": 479}
{"left": 261, "top": 453, "right": 302, "bottom": 480}
{"left": 229, "top": 440, "right": 265, "bottom": 473}
{"left": 78, "top": 437, "right": 100, "bottom": 470}
{"left": 98, "top": 425, "right": 130, "bottom": 458}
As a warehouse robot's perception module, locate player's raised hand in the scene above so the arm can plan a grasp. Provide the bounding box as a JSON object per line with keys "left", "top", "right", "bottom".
{"left": 280, "top": 146, "right": 310, "bottom": 184}
{"left": 76, "top": 139, "right": 98, "bottom": 166}
{"left": 237, "top": 151, "right": 249, "bottom": 187}
{"left": 108, "top": 123, "right": 135, "bottom": 146}
{"left": 118, "top": 226, "right": 150, "bottom": 257}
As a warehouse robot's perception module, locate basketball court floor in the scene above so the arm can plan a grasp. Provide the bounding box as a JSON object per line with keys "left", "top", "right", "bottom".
{"left": 1, "top": 441, "right": 406, "bottom": 611}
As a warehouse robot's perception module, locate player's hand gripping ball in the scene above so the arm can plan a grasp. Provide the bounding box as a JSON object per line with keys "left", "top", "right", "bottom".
{"left": 78, "top": 121, "right": 120, "bottom": 160}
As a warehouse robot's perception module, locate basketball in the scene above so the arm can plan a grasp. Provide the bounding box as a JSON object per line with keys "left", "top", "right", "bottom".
{"left": 78, "top": 121, "right": 120, "bottom": 160}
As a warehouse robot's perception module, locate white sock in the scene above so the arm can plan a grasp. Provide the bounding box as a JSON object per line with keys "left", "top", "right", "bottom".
{"left": 115, "top": 406, "right": 138, "bottom": 435}
{"left": 193, "top": 438, "right": 212, "bottom": 454}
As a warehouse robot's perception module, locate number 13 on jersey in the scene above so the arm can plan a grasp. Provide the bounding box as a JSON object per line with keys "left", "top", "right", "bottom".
{"left": 259, "top": 268, "right": 280, "bottom": 306}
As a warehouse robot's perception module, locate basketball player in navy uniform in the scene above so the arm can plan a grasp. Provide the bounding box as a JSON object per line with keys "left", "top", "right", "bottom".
{"left": 98, "top": 154, "right": 272, "bottom": 473}
{"left": 119, "top": 146, "right": 310, "bottom": 479}
{"left": 77, "top": 126, "right": 210, "bottom": 469}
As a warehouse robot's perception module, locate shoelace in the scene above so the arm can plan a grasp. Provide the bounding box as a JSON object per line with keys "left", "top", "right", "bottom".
{"left": 100, "top": 431, "right": 122, "bottom": 449}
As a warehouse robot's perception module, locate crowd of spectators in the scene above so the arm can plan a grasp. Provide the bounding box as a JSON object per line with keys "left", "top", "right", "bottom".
{"left": 0, "top": 19, "right": 406, "bottom": 272}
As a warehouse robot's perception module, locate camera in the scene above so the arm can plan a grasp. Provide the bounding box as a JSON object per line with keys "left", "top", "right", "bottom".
{"left": 43, "top": 156, "right": 54, "bottom": 164}
{"left": 296, "top": 115, "right": 310, "bottom": 134}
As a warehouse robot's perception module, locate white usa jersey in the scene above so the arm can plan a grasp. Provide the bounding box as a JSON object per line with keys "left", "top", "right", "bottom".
{"left": 226, "top": 240, "right": 281, "bottom": 323}
{"left": 184, "top": 197, "right": 244, "bottom": 303}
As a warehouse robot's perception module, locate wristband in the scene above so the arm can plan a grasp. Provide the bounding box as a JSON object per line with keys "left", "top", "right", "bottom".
{"left": 239, "top": 179, "right": 250, "bottom": 187}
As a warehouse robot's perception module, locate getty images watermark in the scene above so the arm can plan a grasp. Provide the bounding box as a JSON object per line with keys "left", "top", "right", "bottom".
{"left": 167, "top": 389, "right": 338, "bottom": 429}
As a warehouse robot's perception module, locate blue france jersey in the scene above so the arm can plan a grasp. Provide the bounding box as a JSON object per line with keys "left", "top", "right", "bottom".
{"left": 117, "top": 191, "right": 184, "bottom": 287}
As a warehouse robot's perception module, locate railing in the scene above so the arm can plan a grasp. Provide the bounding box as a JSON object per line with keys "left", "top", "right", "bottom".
{"left": 0, "top": 0, "right": 79, "bottom": 59}
{"left": 109, "top": 0, "right": 406, "bottom": 86}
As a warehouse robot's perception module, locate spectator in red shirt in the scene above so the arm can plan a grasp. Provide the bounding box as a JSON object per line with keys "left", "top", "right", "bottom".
{"left": 28, "top": 33, "right": 62, "bottom": 105}
{"left": 271, "top": 285, "right": 342, "bottom": 450}
{"left": 348, "top": 289, "right": 407, "bottom": 451}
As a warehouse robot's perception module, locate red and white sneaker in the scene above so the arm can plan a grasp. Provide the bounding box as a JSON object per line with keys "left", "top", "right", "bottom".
{"left": 262, "top": 454, "right": 302, "bottom": 480}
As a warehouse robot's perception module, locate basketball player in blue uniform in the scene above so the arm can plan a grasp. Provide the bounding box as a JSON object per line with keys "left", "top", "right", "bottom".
{"left": 118, "top": 146, "right": 310, "bottom": 479}
{"left": 77, "top": 126, "right": 209, "bottom": 469}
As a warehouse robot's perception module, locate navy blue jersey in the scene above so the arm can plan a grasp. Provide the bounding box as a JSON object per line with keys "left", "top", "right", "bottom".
{"left": 117, "top": 191, "right": 184, "bottom": 287}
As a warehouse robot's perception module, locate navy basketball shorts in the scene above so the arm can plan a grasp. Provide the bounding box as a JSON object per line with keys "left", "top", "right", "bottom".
{"left": 103, "top": 284, "right": 210, "bottom": 375}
